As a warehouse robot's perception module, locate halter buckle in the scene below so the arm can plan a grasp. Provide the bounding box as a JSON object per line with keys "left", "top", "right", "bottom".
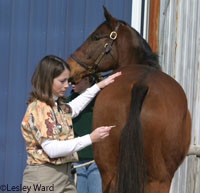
{"left": 104, "top": 43, "right": 108, "bottom": 48}
{"left": 110, "top": 31, "right": 117, "bottom": 40}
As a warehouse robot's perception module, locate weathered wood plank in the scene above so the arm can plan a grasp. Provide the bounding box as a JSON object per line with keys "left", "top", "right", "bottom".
{"left": 188, "top": 145, "right": 200, "bottom": 157}
{"left": 186, "top": 155, "right": 200, "bottom": 193}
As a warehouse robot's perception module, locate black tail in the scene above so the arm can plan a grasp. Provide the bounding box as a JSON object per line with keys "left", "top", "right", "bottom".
{"left": 116, "top": 84, "right": 148, "bottom": 193}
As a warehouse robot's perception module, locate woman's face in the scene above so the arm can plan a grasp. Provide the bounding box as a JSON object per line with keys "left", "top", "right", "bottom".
{"left": 71, "top": 77, "right": 90, "bottom": 94}
{"left": 52, "top": 68, "right": 70, "bottom": 97}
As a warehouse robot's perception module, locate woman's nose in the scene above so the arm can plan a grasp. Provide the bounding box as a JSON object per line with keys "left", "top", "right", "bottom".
{"left": 64, "top": 81, "right": 69, "bottom": 88}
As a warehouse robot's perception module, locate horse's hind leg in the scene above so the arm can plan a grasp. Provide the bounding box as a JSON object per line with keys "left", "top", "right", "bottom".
{"left": 103, "top": 175, "right": 117, "bottom": 193}
{"left": 145, "top": 180, "right": 171, "bottom": 193}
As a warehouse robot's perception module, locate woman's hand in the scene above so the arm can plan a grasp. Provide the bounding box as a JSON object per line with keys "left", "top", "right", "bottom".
{"left": 90, "top": 126, "right": 115, "bottom": 143}
{"left": 97, "top": 72, "right": 121, "bottom": 89}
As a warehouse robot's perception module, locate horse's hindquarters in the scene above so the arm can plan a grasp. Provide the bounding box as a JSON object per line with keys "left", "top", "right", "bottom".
{"left": 92, "top": 66, "right": 191, "bottom": 193}
{"left": 140, "top": 70, "right": 191, "bottom": 182}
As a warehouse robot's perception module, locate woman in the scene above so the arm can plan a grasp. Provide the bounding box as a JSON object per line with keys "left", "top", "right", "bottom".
{"left": 67, "top": 75, "right": 103, "bottom": 193}
{"left": 21, "top": 55, "right": 121, "bottom": 193}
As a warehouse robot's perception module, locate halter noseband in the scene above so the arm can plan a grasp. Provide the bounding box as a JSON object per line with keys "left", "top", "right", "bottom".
{"left": 70, "top": 23, "right": 120, "bottom": 76}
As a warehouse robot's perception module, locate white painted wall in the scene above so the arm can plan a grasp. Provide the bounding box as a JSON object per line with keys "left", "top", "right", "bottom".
{"left": 131, "top": 0, "right": 150, "bottom": 40}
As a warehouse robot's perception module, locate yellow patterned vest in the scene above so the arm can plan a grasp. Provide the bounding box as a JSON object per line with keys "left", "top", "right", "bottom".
{"left": 21, "top": 100, "right": 78, "bottom": 165}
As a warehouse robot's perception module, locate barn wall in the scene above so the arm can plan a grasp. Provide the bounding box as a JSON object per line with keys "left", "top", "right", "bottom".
{"left": 158, "top": 0, "right": 200, "bottom": 192}
{"left": 0, "top": 0, "right": 132, "bottom": 189}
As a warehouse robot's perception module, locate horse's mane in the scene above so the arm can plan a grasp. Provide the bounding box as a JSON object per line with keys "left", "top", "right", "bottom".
{"left": 118, "top": 20, "right": 161, "bottom": 70}
{"left": 135, "top": 30, "right": 161, "bottom": 70}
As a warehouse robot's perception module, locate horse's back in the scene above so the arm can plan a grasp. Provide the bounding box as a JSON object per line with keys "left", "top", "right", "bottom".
{"left": 93, "top": 65, "right": 191, "bottom": 192}
{"left": 94, "top": 65, "right": 189, "bottom": 131}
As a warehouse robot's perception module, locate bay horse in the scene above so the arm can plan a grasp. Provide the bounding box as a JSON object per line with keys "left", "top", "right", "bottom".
{"left": 67, "top": 7, "right": 191, "bottom": 193}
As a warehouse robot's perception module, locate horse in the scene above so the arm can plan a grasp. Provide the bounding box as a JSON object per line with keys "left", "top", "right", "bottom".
{"left": 66, "top": 6, "right": 191, "bottom": 193}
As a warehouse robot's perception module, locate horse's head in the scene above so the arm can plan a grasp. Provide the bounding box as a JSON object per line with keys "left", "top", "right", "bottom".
{"left": 67, "top": 6, "right": 160, "bottom": 84}
{"left": 67, "top": 6, "right": 120, "bottom": 83}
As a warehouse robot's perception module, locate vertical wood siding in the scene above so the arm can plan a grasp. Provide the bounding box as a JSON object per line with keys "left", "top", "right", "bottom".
{"left": 158, "top": 0, "right": 200, "bottom": 192}
{"left": 0, "top": 0, "right": 132, "bottom": 188}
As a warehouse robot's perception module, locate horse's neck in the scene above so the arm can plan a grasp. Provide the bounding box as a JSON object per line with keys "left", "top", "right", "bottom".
{"left": 117, "top": 29, "right": 142, "bottom": 67}
{"left": 117, "top": 50, "right": 141, "bottom": 67}
{"left": 117, "top": 26, "right": 160, "bottom": 70}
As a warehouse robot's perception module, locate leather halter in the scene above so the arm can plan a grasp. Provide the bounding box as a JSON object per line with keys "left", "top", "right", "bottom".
{"left": 70, "top": 23, "right": 120, "bottom": 77}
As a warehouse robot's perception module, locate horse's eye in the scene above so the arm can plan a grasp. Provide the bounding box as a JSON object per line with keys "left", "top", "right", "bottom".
{"left": 91, "top": 35, "right": 100, "bottom": 41}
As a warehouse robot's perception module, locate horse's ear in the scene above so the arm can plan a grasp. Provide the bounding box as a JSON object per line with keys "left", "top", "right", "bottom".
{"left": 103, "top": 6, "right": 118, "bottom": 29}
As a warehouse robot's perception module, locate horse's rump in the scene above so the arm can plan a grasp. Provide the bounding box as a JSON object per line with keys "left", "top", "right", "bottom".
{"left": 92, "top": 65, "right": 191, "bottom": 192}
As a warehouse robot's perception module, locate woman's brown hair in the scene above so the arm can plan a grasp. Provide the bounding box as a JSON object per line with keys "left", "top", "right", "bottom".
{"left": 27, "top": 55, "right": 70, "bottom": 107}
